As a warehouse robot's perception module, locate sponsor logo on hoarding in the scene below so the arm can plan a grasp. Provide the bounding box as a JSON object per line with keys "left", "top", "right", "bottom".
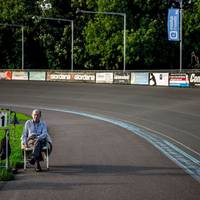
{"left": 190, "top": 73, "right": 200, "bottom": 83}
{"left": 189, "top": 73, "right": 200, "bottom": 86}
{"left": 169, "top": 73, "right": 189, "bottom": 87}
{"left": 73, "top": 74, "right": 95, "bottom": 81}
{"left": 50, "top": 74, "right": 70, "bottom": 80}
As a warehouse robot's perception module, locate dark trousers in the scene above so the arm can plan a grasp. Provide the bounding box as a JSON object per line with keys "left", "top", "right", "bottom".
{"left": 32, "top": 139, "right": 46, "bottom": 161}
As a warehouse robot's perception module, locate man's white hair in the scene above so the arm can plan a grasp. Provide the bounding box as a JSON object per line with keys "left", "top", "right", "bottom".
{"left": 32, "top": 109, "right": 41, "bottom": 115}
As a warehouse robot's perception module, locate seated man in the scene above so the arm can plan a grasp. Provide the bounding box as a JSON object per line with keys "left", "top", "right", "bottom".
{"left": 21, "top": 109, "right": 51, "bottom": 172}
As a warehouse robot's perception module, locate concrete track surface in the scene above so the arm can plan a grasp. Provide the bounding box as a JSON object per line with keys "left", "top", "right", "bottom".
{"left": 0, "top": 81, "right": 200, "bottom": 200}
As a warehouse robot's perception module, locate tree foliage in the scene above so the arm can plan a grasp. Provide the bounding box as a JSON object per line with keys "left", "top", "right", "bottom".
{"left": 0, "top": 0, "right": 199, "bottom": 70}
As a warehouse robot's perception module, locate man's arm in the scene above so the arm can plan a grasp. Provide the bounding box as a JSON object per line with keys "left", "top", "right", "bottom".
{"left": 21, "top": 120, "right": 30, "bottom": 147}
{"left": 37, "top": 121, "right": 48, "bottom": 141}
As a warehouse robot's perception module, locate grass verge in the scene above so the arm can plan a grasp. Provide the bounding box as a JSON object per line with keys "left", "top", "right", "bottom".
{"left": 0, "top": 112, "right": 31, "bottom": 181}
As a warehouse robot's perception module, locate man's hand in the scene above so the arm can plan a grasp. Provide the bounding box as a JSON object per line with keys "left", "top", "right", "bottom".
{"left": 23, "top": 143, "right": 28, "bottom": 148}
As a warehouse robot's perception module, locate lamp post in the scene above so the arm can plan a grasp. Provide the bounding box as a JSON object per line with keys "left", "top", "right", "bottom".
{"left": 76, "top": 9, "right": 126, "bottom": 72}
{"left": 0, "top": 23, "right": 24, "bottom": 70}
{"left": 179, "top": 0, "right": 183, "bottom": 72}
{"left": 33, "top": 16, "right": 74, "bottom": 71}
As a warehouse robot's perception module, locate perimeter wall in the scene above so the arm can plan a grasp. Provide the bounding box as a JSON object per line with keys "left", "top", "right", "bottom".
{"left": 0, "top": 70, "right": 200, "bottom": 87}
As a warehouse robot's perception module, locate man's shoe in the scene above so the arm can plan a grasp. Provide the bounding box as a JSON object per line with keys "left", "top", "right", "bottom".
{"left": 35, "top": 166, "right": 42, "bottom": 172}
{"left": 35, "top": 161, "right": 42, "bottom": 172}
{"left": 29, "top": 158, "right": 35, "bottom": 165}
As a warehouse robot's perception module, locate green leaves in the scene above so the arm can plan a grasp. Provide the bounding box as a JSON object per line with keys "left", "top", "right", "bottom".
{"left": 0, "top": 0, "right": 199, "bottom": 70}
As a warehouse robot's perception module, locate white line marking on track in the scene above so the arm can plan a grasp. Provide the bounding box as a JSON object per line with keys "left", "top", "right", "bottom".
{"left": 1, "top": 103, "right": 200, "bottom": 183}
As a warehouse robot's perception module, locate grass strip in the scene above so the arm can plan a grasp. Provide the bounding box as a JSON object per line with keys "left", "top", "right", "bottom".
{"left": 0, "top": 112, "right": 31, "bottom": 181}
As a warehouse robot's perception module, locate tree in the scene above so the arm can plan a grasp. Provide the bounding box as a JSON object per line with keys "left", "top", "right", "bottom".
{"left": 0, "top": 0, "right": 199, "bottom": 70}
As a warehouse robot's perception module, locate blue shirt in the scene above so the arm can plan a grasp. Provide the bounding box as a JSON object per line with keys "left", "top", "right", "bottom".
{"left": 21, "top": 120, "right": 48, "bottom": 145}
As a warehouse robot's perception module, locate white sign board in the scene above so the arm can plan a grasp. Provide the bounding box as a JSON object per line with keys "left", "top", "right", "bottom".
{"left": 96, "top": 73, "right": 113, "bottom": 84}
{"left": 0, "top": 112, "right": 7, "bottom": 127}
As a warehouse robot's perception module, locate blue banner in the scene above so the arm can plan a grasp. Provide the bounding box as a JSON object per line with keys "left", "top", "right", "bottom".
{"left": 168, "top": 8, "right": 180, "bottom": 41}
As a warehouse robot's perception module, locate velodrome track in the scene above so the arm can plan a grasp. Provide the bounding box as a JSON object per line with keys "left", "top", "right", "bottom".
{"left": 0, "top": 80, "right": 200, "bottom": 200}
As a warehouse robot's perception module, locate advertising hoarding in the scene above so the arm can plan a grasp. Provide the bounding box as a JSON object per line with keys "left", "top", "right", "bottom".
{"left": 69, "top": 72, "right": 95, "bottom": 82}
{"left": 149, "top": 73, "right": 169, "bottom": 86}
{"left": 169, "top": 73, "right": 189, "bottom": 87}
{"left": 96, "top": 73, "right": 113, "bottom": 84}
{"left": 47, "top": 72, "right": 70, "bottom": 81}
{"left": 29, "top": 72, "right": 46, "bottom": 81}
{"left": 189, "top": 73, "right": 200, "bottom": 87}
{"left": 113, "top": 72, "right": 130, "bottom": 84}
{"left": 0, "top": 72, "right": 6, "bottom": 80}
{"left": 131, "top": 72, "right": 149, "bottom": 85}
{"left": 12, "top": 71, "right": 28, "bottom": 80}
{"left": 47, "top": 72, "right": 95, "bottom": 83}
{"left": 0, "top": 71, "right": 12, "bottom": 80}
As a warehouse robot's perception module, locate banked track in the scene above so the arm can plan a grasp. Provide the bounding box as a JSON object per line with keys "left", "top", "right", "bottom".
{"left": 2, "top": 103, "right": 200, "bottom": 184}
{"left": 0, "top": 81, "right": 200, "bottom": 199}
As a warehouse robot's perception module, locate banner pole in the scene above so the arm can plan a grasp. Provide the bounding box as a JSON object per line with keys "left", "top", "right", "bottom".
{"left": 180, "top": 0, "right": 183, "bottom": 72}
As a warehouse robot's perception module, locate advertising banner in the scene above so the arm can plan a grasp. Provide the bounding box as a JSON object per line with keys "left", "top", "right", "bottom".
{"left": 47, "top": 72, "right": 95, "bottom": 83}
{"left": 168, "top": 8, "right": 180, "bottom": 41}
{"left": 0, "top": 71, "right": 12, "bottom": 80}
{"left": 113, "top": 72, "right": 130, "bottom": 84}
{"left": 96, "top": 73, "right": 113, "bottom": 84}
{"left": 47, "top": 72, "right": 70, "bottom": 81}
{"left": 29, "top": 71, "right": 46, "bottom": 81}
{"left": 189, "top": 73, "right": 200, "bottom": 87}
{"left": 149, "top": 73, "right": 169, "bottom": 86}
{"left": 0, "top": 72, "right": 6, "bottom": 80}
{"left": 12, "top": 71, "right": 28, "bottom": 80}
{"left": 69, "top": 72, "right": 95, "bottom": 82}
{"left": 131, "top": 72, "right": 149, "bottom": 85}
{"left": 5, "top": 71, "right": 12, "bottom": 80}
{"left": 169, "top": 73, "right": 189, "bottom": 87}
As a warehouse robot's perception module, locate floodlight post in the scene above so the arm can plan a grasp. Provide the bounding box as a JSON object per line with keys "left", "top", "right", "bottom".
{"left": 22, "top": 26, "right": 24, "bottom": 70}
{"left": 179, "top": 0, "right": 183, "bottom": 72}
{"left": 33, "top": 16, "right": 74, "bottom": 71}
{"left": 77, "top": 9, "right": 126, "bottom": 72}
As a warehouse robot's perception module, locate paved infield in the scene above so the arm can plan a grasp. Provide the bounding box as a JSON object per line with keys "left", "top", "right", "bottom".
{"left": 0, "top": 81, "right": 200, "bottom": 199}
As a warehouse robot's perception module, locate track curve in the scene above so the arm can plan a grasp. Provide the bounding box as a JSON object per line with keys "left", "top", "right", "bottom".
{"left": 0, "top": 81, "right": 200, "bottom": 200}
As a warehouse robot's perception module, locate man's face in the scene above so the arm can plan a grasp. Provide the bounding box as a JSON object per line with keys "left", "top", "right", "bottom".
{"left": 32, "top": 111, "right": 41, "bottom": 123}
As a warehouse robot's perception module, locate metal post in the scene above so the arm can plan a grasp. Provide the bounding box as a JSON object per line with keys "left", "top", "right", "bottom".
{"left": 22, "top": 26, "right": 24, "bottom": 70}
{"left": 123, "top": 14, "right": 126, "bottom": 72}
{"left": 33, "top": 16, "right": 74, "bottom": 71}
{"left": 71, "top": 20, "right": 74, "bottom": 71}
{"left": 5, "top": 129, "right": 9, "bottom": 169}
{"left": 180, "top": 0, "right": 183, "bottom": 72}
{"left": 77, "top": 9, "right": 126, "bottom": 71}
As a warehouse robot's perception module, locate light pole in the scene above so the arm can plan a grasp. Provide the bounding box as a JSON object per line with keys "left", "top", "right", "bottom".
{"left": 0, "top": 23, "right": 24, "bottom": 70}
{"left": 33, "top": 16, "right": 74, "bottom": 71}
{"left": 179, "top": 0, "right": 183, "bottom": 72}
{"left": 76, "top": 9, "right": 126, "bottom": 72}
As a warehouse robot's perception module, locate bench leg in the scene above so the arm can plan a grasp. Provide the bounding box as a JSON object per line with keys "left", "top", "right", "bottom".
{"left": 24, "top": 149, "right": 26, "bottom": 170}
{"left": 46, "top": 147, "right": 49, "bottom": 169}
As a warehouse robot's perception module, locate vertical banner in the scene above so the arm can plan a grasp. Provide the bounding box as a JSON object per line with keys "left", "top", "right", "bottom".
{"left": 168, "top": 8, "right": 180, "bottom": 41}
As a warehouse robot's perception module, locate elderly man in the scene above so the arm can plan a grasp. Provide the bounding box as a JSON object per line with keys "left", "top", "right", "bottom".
{"left": 21, "top": 109, "right": 50, "bottom": 172}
